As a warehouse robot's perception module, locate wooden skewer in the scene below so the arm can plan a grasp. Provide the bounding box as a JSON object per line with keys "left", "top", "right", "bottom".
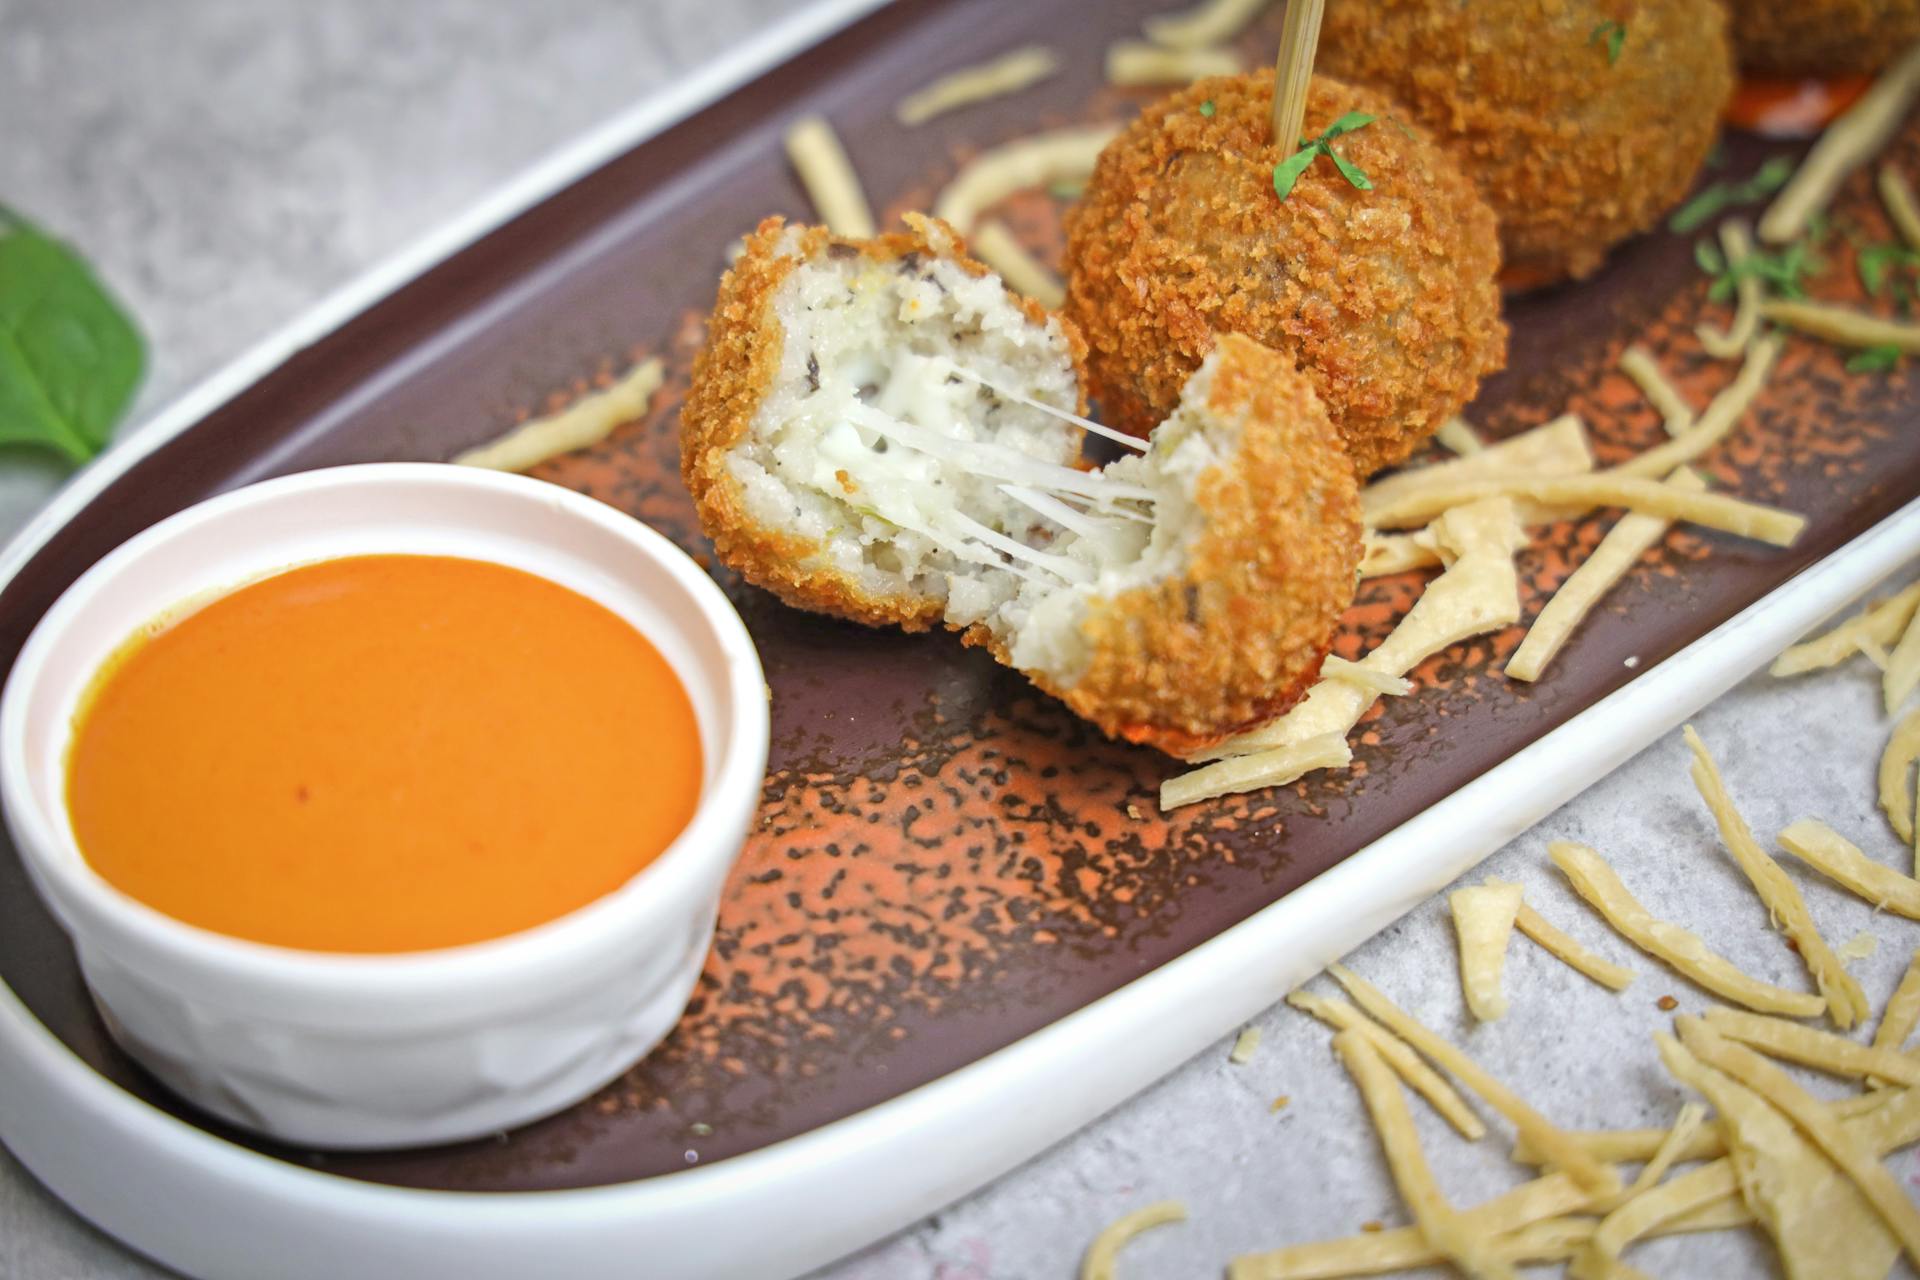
{"left": 1270, "top": 0, "right": 1326, "bottom": 148}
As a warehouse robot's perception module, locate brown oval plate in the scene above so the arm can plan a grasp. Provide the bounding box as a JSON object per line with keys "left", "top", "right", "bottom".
{"left": 4, "top": 0, "right": 1920, "bottom": 1277}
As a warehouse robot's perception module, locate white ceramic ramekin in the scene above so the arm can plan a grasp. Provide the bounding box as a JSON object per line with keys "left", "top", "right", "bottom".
{"left": 0, "top": 463, "right": 768, "bottom": 1150}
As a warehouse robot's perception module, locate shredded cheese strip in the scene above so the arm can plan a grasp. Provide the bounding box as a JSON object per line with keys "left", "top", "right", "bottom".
{"left": 452, "top": 359, "right": 663, "bottom": 472}
{"left": 1143, "top": 0, "right": 1272, "bottom": 48}
{"left": 1882, "top": 708, "right": 1920, "bottom": 844}
{"left": 1773, "top": 581, "right": 1920, "bottom": 676}
{"left": 1080, "top": 1201, "right": 1188, "bottom": 1280}
{"left": 1229, "top": 1025, "right": 1262, "bottom": 1064}
{"left": 1777, "top": 818, "right": 1920, "bottom": 918}
{"left": 1495, "top": 1218, "right": 1597, "bottom": 1266}
{"left": 1885, "top": 600, "right": 1920, "bottom": 713}
{"left": 1105, "top": 40, "right": 1241, "bottom": 85}
{"left": 1360, "top": 414, "right": 1590, "bottom": 524}
{"left": 1549, "top": 842, "right": 1826, "bottom": 1017}
{"left": 1368, "top": 475, "right": 1804, "bottom": 546}
{"left": 1701, "top": 1006, "right": 1920, "bottom": 1086}
{"left": 1328, "top": 965, "right": 1622, "bottom": 1196}
{"left": 1617, "top": 346, "right": 1697, "bottom": 436}
{"left": 1331, "top": 1031, "right": 1517, "bottom": 1280}
{"left": 1579, "top": 1103, "right": 1712, "bottom": 1277}
{"left": 933, "top": 124, "right": 1120, "bottom": 234}
{"left": 970, "top": 220, "right": 1065, "bottom": 309}
{"left": 1685, "top": 725, "right": 1869, "bottom": 1028}
{"left": 1515, "top": 1089, "right": 1901, "bottom": 1165}
{"left": 1359, "top": 531, "right": 1442, "bottom": 579}
{"left": 1760, "top": 298, "right": 1920, "bottom": 351}
{"left": 1513, "top": 1122, "right": 1722, "bottom": 1168}
{"left": 1160, "top": 733, "right": 1350, "bottom": 810}
{"left": 1513, "top": 902, "right": 1636, "bottom": 991}
{"left": 1578, "top": 1086, "right": 1920, "bottom": 1258}
{"left": 895, "top": 46, "right": 1060, "bottom": 126}
{"left": 1318, "top": 655, "right": 1412, "bottom": 697}
{"left": 1656, "top": 1030, "right": 1903, "bottom": 1280}
{"left": 1877, "top": 951, "right": 1920, "bottom": 1066}
{"left": 1614, "top": 1103, "right": 1708, "bottom": 1208}
{"left": 1761, "top": 41, "right": 1920, "bottom": 243}
{"left": 1696, "top": 220, "right": 1762, "bottom": 359}
{"left": 1227, "top": 1172, "right": 1590, "bottom": 1280}
{"left": 1288, "top": 992, "right": 1486, "bottom": 1140}
{"left": 1505, "top": 468, "right": 1705, "bottom": 682}
{"left": 1452, "top": 880, "right": 1524, "bottom": 1021}
{"left": 1840, "top": 931, "right": 1880, "bottom": 962}
{"left": 1608, "top": 331, "right": 1780, "bottom": 479}
{"left": 1676, "top": 1017, "right": 1920, "bottom": 1265}
{"left": 784, "top": 116, "right": 875, "bottom": 238}
{"left": 1884, "top": 164, "right": 1920, "bottom": 250}
{"left": 1582, "top": 1155, "right": 1737, "bottom": 1276}
{"left": 1208, "top": 499, "right": 1526, "bottom": 760}
{"left": 1435, "top": 417, "right": 1485, "bottom": 454}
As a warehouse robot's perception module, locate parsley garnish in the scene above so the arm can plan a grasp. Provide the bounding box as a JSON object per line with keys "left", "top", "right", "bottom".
{"left": 0, "top": 207, "right": 146, "bottom": 466}
{"left": 1847, "top": 344, "right": 1903, "bottom": 373}
{"left": 1696, "top": 237, "right": 1824, "bottom": 301}
{"left": 1856, "top": 241, "right": 1920, "bottom": 295}
{"left": 1669, "top": 156, "right": 1797, "bottom": 233}
{"left": 1198, "top": 99, "right": 1215, "bottom": 117}
{"left": 1273, "top": 111, "right": 1377, "bottom": 200}
{"left": 1589, "top": 20, "right": 1627, "bottom": 65}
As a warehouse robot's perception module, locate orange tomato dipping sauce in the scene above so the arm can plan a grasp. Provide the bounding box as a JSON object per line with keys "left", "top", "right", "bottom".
{"left": 66, "top": 555, "right": 702, "bottom": 953}
{"left": 1727, "top": 76, "right": 1871, "bottom": 137}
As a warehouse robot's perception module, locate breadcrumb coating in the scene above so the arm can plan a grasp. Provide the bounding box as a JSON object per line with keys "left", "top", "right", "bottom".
{"left": 682, "top": 221, "right": 1361, "bottom": 755}
{"left": 1319, "top": 0, "right": 1734, "bottom": 287}
{"left": 984, "top": 334, "right": 1363, "bottom": 755}
{"left": 1062, "top": 73, "right": 1506, "bottom": 477}
{"left": 681, "top": 215, "right": 1077, "bottom": 632}
{"left": 1727, "top": 0, "right": 1920, "bottom": 78}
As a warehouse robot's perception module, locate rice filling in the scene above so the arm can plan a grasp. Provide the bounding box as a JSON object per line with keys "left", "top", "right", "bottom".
{"left": 722, "top": 231, "right": 1228, "bottom": 687}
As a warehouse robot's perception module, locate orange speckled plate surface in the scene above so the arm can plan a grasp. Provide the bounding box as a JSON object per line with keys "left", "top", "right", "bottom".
{"left": 3, "top": 0, "right": 1920, "bottom": 1194}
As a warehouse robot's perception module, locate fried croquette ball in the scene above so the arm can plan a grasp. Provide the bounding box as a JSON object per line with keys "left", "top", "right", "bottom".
{"left": 1062, "top": 73, "right": 1505, "bottom": 479}
{"left": 1319, "top": 0, "right": 1735, "bottom": 287}
{"left": 681, "top": 216, "right": 1362, "bottom": 753}
{"left": 1727, "top": 0, "right": 1920, "bottom": 79}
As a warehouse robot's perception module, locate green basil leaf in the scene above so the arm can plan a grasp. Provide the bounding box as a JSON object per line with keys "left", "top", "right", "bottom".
{"left": 0, "top": 219, "right": 145, "bottom": 466}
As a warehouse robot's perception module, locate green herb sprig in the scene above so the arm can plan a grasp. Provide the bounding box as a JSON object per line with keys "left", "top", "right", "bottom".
{"left": 1847, "top": 344, "right": 1903, "bottom": 373}
{"left": 1198, "top": 99, "right": 1216, "bottom": 118}
{"left": 0, "top": 208, "right": 145, "bottom": 467}
{"left": 1856, "top": 241, "right": 1920, "bottom": 296}
{"left": 1589, "top": 20, "right": 1627, "bottom": 65}
{"left": 1693, "top": 235, "right": 1825, "bottom": 301}
{"left": 1273, "top": 111, "right": 1377, "bottom": 201}
{"left": 1669, "top": 156, "right": 1797, "bottom": 234}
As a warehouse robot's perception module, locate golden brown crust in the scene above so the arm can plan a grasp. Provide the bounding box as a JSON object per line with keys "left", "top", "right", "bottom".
{"left": 1061, "top": 73, "right": 1506, "bottom": 478}
{"left": 974, "top": 335, "right": 1364, "bottom": 756}
{"left": 680, "top": 214, "right": 1076, "bottom": 632}
{"left": 1727, "top": 0, "right": 1920, "bottom": 78}
{"left": 685, "top": 227, "right": 1357, "bottom": 756}
{"left": 1318, "top": 0, "right": 1735, "bottom": 287}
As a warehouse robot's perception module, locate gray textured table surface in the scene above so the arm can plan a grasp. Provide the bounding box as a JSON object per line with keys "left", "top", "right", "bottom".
{"left": 5, "top": 2, "right": 1920, "bottom": 1278}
